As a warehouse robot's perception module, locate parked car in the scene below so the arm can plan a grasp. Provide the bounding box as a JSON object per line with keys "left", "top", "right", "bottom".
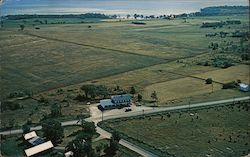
{"left": 125, "top": 108, "right": 132, "bottom": 112}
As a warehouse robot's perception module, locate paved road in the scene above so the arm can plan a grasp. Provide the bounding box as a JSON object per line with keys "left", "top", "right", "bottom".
{"left": 1, "top": 96, "right": 249, "bottom": 157}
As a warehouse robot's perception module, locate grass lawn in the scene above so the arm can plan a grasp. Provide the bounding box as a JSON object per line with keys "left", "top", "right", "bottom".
{"left": 100, "top": 102, "right": 250, "bottom": 157}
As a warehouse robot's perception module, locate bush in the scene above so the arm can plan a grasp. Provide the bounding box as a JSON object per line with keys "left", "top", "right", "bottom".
{"left": 1, "top": 101, "right": 21, "bottom": 111}
{"left": 241, "top": 53, "right": 250, "bottom": 60}
{"left": 222, "top": 81, "right": 237, "bottom": 89}
{"left": 205, "top": 78, "right": 213, "bottom": 84}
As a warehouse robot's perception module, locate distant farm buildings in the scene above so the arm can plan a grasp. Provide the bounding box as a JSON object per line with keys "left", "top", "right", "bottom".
{"left": 132, "top": 21, "right": 146, "bottom": 25}
{"left": 201, "top": 20, "right": 241, "bottom": 28}
{"left": 226, "top": 20, "right": 241, "bottom": 25}
{"left": 201, "top": 21, "right": 223, "bottom": 28}
{"left": 98, "top": 94, "right": 132, "bottom": 110}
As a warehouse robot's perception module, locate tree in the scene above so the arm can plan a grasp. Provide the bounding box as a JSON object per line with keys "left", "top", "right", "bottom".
{"left": 80, "top": 121, "right": 96, "bottom": 140}
{"left": 42, "top": 119, "right": 64, "bottom": 144}
{"left": 50, "top": 103, "right": 62, "bottom": 117}
{"left": 104, "top": 132, "right": 120, "bottom": 156}
{"left": 126, "top": 14, "right": 131, "bottom": 19}
{"left": 134, "top": 14, "right": 139, "bottom": 19}
{"left": 81, "top": 84, "right": 109, "bottom": 99}
{"left": 137, "top": 94, "right": 142, "bottom": 102}
{"left": 112, "top": 131, "right": 121, "bottom": 142}
{"left": 19, "top": 24, "right": 25, "bottom": 31}
{"left": 205, "top": 78, "right": 213, "bottom": 84}
{"left": 22, "top": 124, "right": 30, "bottom": 134}
{"left": 81, "top": 84, "right": 95, "bottom": 98}
{"left": 66, "top": 121, "right": 97, "bottom": 157}
{"left": 130, "top": 86, "right": 136, "bottom": 95}
{"left": 151, "top": 91, "right": 158, "bottom": 102}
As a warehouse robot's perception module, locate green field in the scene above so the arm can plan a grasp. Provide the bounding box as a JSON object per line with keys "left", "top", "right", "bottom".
{"left": 100, "top": 102, "right": 250, "bottom": 157}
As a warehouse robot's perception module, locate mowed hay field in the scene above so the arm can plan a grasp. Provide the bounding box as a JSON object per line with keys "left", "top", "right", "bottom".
{"left": 194, "top": 64, "right": 250, "bottom": 84}
{"left": 101, "top": 103, "right": 250, "bottom": 157}
{"left": 143, "top": 77, "right": 221, "bottom": 103}
{"left": 142, "top": 64, "right": 249, "bottom": 105}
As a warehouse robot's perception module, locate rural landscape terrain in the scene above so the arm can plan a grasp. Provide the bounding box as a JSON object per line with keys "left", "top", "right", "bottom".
{"left": 0, "top": 2, "right": 249, "bottom": 157}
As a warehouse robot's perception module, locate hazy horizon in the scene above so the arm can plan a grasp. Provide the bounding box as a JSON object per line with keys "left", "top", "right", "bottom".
{"left": 0, "top": 0, "right": 249, "bottom": 16}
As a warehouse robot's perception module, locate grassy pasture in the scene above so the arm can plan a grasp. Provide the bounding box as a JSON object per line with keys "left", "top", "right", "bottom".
{"left": 86, "top": 61, "right": 217, "bottom": 90}
{"left": 0, "top": 32, "right": 164, "bottom": 98}
{"left": 101, "top": 102, "right": 250, "bottom": 157}
{"left": 1, "top": 14, "right": 248, "bottom": 99}
{"left": 142, "top": 77, "right": 221, "bottom": 103}
{"left": 194, "top": 64, "right": 250, "bottom": 84}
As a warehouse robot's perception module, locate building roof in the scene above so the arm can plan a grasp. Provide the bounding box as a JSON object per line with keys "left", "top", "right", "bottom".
{"left": 28, "top": 136, "right": 44, "bottom": 146}
{"left": 111, "top": 94, "right": 131, "bottom": 103}
{"left": 239, "top": 83, "right": 249, "bottom": 88}
{"left": 24, "top": 141, "right": 54, "bottom": 157}
{"left": 100, "top": 99, "right": 113, "bottom": 108}
{"left": 24, "top": 131, "right": 37, "bottom": 140}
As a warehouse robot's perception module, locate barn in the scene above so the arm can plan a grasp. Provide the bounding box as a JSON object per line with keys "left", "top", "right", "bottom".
{"left": 99, "top": 94, "right": 132, "bottom": 110}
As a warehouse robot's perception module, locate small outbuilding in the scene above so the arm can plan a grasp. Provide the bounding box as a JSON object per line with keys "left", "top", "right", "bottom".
{"left": 24, "top": 131, "right": 37, "bottom": 141}
{"left": 24, "top": 141, "right": 54, "bottom": 157}
{"left": 239, "top": 83, "right": 249, "bottom": 92}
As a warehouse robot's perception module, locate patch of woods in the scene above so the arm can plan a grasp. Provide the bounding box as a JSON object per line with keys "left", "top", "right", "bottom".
{"left": 6, "top": 13, "right": 110, "bottom": 20}
{"left": 75, "top": 84, "right": 143, "bottom": 103}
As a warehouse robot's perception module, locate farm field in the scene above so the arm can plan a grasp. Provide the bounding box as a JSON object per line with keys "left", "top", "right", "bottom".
{"left": 142, "top": 64, "right": 250, "bottom": 105}
{"left": 100, "top": 102, "right": 250, "bottom": 157}
{"left": 1, "top": 14, "right": 249, "bottom": 100}
{"left": 0, "top": 13, "right": 249, "bottom": 129}
{"left": 194, "top": 64, "right": 250, "bottom": 84}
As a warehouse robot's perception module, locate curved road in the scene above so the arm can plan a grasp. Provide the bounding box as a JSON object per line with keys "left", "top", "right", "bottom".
{"left": 1, "top": 96, "right": 249, "bottom": 157}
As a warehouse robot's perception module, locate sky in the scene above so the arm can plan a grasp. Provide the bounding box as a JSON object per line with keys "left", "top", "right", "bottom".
{"left": 0, "top": 0, "right": 249, "bottom": 16}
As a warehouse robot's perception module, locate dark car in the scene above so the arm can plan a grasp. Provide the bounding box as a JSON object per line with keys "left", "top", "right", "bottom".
{"left": 125, "top": 108, "right": 132, "bottom": 112}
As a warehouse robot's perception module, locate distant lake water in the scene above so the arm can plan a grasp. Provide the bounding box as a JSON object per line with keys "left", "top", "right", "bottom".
{"left": 1, "top": 0, "right": 249, "bottom": 16}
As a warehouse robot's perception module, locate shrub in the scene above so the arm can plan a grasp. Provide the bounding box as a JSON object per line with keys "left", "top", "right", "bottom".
{"left": 222, "top": 81, "right": 237, "bottom": 89}
{"left": 205, "top": 78, "right": 213, "bottom": 84}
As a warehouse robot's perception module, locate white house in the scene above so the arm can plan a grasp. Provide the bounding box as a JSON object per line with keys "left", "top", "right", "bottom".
{"left": 239, "top": 83, "right": 249, "bottom": 92}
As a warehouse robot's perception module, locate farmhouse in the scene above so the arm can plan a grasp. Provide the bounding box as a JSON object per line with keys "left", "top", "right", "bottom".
{"left": 239, "top": 83, "right": 249, "bottom": 92}
{"left": 99, "top": 94, "right": 132, "bottom": 110}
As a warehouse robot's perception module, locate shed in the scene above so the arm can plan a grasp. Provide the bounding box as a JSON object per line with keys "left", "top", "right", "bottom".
{"left": 24, "top": 131, "right": 37, "bottom": 140}
{"left": 24, "top": 141, "right": 54, "bottom": 157}
{"left": 239, "top": 83, "right": 249, "bottom": 92}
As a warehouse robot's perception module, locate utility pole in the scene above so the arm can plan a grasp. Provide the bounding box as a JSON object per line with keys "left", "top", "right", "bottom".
{"left": 0, "top": 0, "right": 3, "bottom": 29}
{"left": 101, "top": 110, "right": 103, "bottom": 121}
{"left": 211, "top": 82, "right": 214, "bottom": 93}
